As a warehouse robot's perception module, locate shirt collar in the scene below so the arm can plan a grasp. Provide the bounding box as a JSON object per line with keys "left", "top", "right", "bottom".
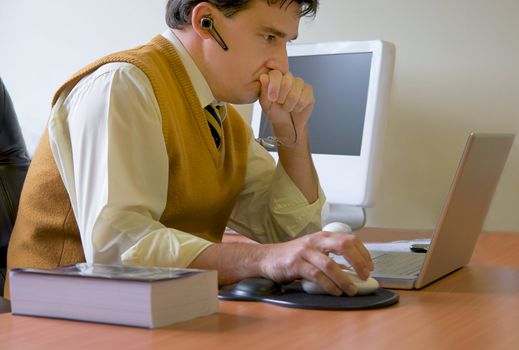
{"left": 161, "top": 29, "right": 222, "bottom": 113}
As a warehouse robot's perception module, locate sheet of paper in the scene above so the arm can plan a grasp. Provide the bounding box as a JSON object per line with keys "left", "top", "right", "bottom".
{"left": 330, "top": 239, "right": 431, "bottom": 266}
{"left": 364, "top": 239, "right": 431, "bottom": 252}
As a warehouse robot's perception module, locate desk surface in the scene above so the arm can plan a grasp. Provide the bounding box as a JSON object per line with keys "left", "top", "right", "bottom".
{"left": 1, "top": 231, "right": 518, "bottom": 350}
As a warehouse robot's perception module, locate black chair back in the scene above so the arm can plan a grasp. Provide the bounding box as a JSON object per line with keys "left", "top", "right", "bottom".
{"left": 0, "top": 77, "right": 31, "bottom": 296}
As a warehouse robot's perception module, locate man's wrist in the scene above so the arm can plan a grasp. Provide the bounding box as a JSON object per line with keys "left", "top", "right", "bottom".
{"left": 256, "top": 243, "right": 275, "bottom": 279}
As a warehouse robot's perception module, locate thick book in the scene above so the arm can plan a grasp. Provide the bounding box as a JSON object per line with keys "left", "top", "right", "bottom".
{"left": 9, "top": 263, "right": 218, "bottom": 328}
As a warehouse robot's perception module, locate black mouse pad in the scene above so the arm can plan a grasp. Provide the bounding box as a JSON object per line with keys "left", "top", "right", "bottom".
{"left": 219, "top": 280, "right": 399, "bottom": 310}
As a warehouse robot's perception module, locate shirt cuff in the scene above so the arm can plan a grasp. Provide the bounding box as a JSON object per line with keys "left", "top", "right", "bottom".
{"left": 121, "top": 229, "right": 214, "bottom": 268}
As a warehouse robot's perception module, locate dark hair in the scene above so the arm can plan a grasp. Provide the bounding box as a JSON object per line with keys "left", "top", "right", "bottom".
{"left": 166, "top": 0, "right": 319, "bottom": 29}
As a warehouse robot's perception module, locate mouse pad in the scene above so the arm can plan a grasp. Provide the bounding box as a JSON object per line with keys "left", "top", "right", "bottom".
{"left": 219, "top": 280, "right": 399, "bottom": 310}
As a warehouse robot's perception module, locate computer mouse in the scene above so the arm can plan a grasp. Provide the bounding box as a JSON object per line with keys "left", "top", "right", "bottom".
{"left": 301, "top": 269, "right": 379, "bottom": 296}
{"left": 322, "top": 222, "right": 352, "bottom": 233}
{"left": 232, "top": 277, "right": 281, "bottom": 297}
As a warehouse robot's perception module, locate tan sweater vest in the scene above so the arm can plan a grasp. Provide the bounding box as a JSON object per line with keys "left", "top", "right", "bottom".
{"left": 5, "top": 35, "right": 249, "bottom": 298}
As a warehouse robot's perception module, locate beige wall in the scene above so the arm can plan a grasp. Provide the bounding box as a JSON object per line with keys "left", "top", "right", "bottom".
{"left": 1, "top": 0, "right": 517, "bottom": 231}
{"left": 299, "top": 0, "right": 519, "bottom": 232}
{"left": 240, "top": 0, "right": 519, "bottom": 232}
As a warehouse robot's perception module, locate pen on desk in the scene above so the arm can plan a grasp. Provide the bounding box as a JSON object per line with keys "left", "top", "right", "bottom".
{"left": 410, "top": 243, "right": 429, "bottom": 253}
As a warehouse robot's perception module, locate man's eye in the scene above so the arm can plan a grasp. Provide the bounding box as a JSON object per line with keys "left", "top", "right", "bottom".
{"left": 264, "top": 35, "right": 276, "bottom": 43}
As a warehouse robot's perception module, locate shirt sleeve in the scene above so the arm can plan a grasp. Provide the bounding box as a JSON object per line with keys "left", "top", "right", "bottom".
{"left": 227, "top": 126, "right": 326, "bottom": 243}
{"left": 49, "top": 62, "right": 213, "bottom": 268}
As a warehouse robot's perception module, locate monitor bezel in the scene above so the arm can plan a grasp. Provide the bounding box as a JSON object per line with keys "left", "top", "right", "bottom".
{"left": 251, "top": 40, "right": 395, "bottom": 207}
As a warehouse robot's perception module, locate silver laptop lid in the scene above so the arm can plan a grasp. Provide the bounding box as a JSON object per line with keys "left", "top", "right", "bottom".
{"left": 415, "top": 133, "right": 515, "bottom": 288}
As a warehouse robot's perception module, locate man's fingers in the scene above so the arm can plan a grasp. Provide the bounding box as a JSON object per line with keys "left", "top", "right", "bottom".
{"left": 261, "top": 70, "right": 313, "bottom": 114}
{"left": 279, "top": 77, "right": 304, "bottom": 112}
{"left": 265, "top": 70, "right": 283, "bottom": 102}
{"left": 354, "top": 238, "right": 374, "bottom": 271}
{"left": 294, "top": 84, "right": 314, "bottom": 113}
{"left": 276, "top": 72, "right": 294, "bottom": 104}
{"left": 302, "top": 249, "right": 358, "bottom": 296}
{"left": 342, "top": 245, "right": 372, "bottom": 280}
{"left": 259, "top": 74, "right": 271, "bottom": 108}
{"left": 315, "top": 232, "right": 373, "bottom": 280}
{"left": 299, "top": 260, "right": 343, "bottom": 296}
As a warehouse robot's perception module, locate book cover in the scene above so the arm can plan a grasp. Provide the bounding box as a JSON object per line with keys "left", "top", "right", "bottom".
{"left": 13, "top": 262, "right": 202, "bottom": 281}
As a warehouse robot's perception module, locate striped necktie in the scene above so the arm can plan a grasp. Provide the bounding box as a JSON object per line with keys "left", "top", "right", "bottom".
{"left": 204, "top": 104, "right": 222, "bottom": 149}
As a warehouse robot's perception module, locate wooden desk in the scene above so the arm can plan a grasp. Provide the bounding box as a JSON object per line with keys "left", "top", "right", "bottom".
{"left": 1, "top": 231, "right": 518, "bottom": 350}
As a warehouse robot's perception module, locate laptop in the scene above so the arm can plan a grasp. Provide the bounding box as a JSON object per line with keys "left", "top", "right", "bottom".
{"left": 335, "top": 133, "right": 515, "bottom": 289}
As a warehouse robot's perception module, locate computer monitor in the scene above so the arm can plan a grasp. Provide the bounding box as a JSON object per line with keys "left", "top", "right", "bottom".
{"left": 251, "top": 40, "right": 395, "bottom": 227}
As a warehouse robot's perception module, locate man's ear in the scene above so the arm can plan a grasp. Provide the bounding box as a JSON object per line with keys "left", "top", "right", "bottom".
{"left": 191, "top": 2, "right": 216, "bottom": 40}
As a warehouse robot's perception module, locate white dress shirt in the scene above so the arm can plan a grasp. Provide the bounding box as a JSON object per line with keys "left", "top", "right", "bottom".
{"left": 48, "top": 30, "right": 325, "bottom": 268}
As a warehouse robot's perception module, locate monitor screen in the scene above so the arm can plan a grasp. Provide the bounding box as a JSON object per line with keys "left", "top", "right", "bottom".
{"left": 251, "top": 40, "right": 395, "bottom": 210}
{"left": 258, "top": 52, "right": 373, "bottom": 156}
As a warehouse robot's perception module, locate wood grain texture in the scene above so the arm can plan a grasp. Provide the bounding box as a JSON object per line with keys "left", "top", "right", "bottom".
{"left": 1, "top": 231, "right": 518, "bottom": 350}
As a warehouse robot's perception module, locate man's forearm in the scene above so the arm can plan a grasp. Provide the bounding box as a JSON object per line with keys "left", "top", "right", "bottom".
{"left": 189, "top": 242, "right": 268, "bottom": 286}
{"left": 275, "top": 126, "right": 319, "bottom": 203}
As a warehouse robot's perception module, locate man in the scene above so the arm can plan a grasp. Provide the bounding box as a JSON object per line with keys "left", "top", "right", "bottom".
{"left": 6, "top": 0, "right": 373, "bottom": 299}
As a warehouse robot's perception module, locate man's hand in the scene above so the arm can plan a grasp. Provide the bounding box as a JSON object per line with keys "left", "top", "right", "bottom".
{"left": 259, "top": 70, "right": 314, "bottom": 134}
{"left": 257, "top": 69, "right": 319, "bottom": 203}
{"left": 190, "top": 230, "right": 374, "bottom": 297}
{"left": 259, "top": 231, "right": 374, "bottom": 296}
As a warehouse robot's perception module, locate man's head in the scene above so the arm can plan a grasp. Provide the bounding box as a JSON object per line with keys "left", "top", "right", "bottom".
{"left": 168, "top": 0, "right": 319, "bottom": 104}
{"left": 166, "top": 0, "right": 318, "bottom": 29}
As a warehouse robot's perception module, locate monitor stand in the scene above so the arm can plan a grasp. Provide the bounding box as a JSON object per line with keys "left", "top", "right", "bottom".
{"left": 322, "top": 203, "right": 366, "bottom": 231}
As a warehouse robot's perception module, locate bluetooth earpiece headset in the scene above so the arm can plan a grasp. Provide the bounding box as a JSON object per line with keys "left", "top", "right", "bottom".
{"left": 200, "top": 17, "right": 229, "bottom": 51}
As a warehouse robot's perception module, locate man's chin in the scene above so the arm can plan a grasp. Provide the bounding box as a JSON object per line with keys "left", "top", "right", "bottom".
{"left": 240, "top": 96, "right": 260, "bottom": 105}
{"left": 217, "top": 83, "right": 260, "bottom": 105}
{"left": 227, "top": 93, "right": 260, "bottom": 105}
{"left": 237, "top": 83, "right": 261, "bottom": 104}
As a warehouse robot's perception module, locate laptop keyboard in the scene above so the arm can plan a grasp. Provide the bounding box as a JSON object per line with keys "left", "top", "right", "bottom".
{"left": 370, "top": 251, "right": 426, "bottom": 276}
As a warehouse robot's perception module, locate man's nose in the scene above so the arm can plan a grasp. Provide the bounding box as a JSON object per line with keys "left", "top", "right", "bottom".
{"left": 265, "top": 45, "right": 289, "bottom": 73}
